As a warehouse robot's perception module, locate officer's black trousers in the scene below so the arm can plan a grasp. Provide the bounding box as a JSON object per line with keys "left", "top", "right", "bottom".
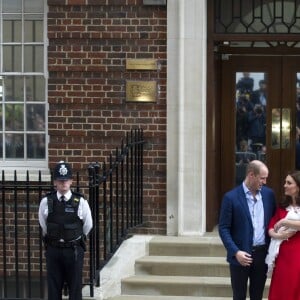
{"left": 46, "top": 245, "right": 84, "bottom": 300}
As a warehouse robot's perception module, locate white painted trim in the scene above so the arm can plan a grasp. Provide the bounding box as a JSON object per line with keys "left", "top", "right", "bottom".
{"left": 167, "top": 0, "right": 207, "bottom": 236}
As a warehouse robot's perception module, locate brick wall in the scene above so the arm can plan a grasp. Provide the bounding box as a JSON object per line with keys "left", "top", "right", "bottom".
{"left": 47, "top": 0, "right": 167, "bottom": 234}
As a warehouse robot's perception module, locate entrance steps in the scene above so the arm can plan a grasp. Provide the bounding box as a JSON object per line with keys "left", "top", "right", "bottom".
{"left": 106, "top": 234, "right": 269, "bottom": 300}
{"left": 110, "top": 297, "right": 233, "bottom": 300}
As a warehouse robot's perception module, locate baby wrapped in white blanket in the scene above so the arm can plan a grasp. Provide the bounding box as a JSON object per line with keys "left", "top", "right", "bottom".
{"left": 265, "top": 207, "right": 300, "bottom": 276}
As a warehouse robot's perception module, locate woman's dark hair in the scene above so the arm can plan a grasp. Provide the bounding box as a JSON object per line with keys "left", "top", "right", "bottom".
{"left": 279, "top": 170, "right": 300, "bottom": 208}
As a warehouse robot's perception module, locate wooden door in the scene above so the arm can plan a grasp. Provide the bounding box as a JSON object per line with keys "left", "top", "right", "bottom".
{"left": 220, "top": 56, "right": 300, "bottom": 201}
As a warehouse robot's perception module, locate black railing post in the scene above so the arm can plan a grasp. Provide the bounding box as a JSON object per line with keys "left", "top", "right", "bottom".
{"left": 126, "top": 132, "right": 130, "bottom": 230}
{"left": 141, "top": 128, "right": 144, "bottom": 224}
{"left": 109, "top": 154, "right": 113, "bottom": 254}
{"left": 115, "top": 147, "right": 119, "bottom": 246}
{"left": 88, "top": 163, "right": 96, "bottom": 297}
{"left": 134, "top": 129, "right": 138, "bottom": 225}
{"left": 102, "top": 163, "right": 108, "bottom": 261}
{"left": 121, "top": 139, "right": 125, "bottom": 237}
{"left": 93, "top": 162, "right": 100, "bottom": 287}
{"left": 26, "top": 171, "right": 32, "bottom": 298}
{"left": 1, "top": 170, "right": 7, "bottom": 298}
{"left": 13, "top": 171, "right": 19, "bottom": 298}
{"left": 38, "top": 170, "right": 44, "bottom": 299}
{"left": 130, "top": 130, "right": 134, "bottom": 227}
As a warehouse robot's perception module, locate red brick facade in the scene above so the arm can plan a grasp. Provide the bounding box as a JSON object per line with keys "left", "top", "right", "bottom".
{"left": 47, "top": 0, "right": 167, "bottom": 234}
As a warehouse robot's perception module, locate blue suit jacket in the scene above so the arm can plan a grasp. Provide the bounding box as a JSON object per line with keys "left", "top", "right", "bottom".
{"left": 218, "top": 184, "right": 276, "bottom": 265}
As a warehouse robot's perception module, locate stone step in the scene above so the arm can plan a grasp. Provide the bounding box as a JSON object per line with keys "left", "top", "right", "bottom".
{"left": 102, "top": 234, "right": 270, "bottom": 300}
{"left": 108, "top": 296, "right": 267, "bottom": 300}
{"left": 122, "top": 275, "right": 231, "bottom": 297}
{"left": 65, "top": 297, "right": 93, "bottom": 300}
{"left": 108, "top": 296, "right": 236, "bottom": 300}
{"left": 148, "top": 236, "right": 225, "bottom": 257}
{"left": 135, "top": 256, "right": 229, "bottom": 277}
{"left": 121, "top": 275, "right": 270, "bottom": 298}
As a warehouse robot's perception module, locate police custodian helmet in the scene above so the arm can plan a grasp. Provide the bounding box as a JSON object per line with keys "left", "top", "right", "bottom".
{"left": 53, "top": 161, "right": 72, "bottom": 180}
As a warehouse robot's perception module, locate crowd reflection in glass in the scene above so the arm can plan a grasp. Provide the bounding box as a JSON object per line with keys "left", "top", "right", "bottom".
{"left": 236, "top": 72, "right": 300, "bottom": 184}
{"left": 235, "top": 72, "right": 267, "bottom": 184}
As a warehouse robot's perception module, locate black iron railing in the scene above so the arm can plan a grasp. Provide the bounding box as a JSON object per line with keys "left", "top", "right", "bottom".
{"left": 87, "top": 128, "right": 144, "bottom": 297}
{"left": 0, "top": 128, "right": 145, "bottom": 299}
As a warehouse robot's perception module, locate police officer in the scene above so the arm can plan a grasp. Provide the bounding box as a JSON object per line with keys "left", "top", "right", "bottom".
{"left": 39, "top": 161, "right": 93, "bottom": 300}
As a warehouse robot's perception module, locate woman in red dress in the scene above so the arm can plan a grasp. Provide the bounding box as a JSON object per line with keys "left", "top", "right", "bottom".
{"left": 267, "top": 170, "right": 300, "bottom": 300}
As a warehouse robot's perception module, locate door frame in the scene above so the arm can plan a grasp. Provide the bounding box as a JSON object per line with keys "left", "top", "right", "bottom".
{"left": 206, "top": 1, "right": 300, "bottom": 231}
{"left": 206, "top": 51, "right": 300, "bottom": 231}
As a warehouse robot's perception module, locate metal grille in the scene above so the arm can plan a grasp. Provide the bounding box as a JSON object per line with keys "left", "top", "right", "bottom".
{"left": 215, "top": 0, "right": 300, "bottom": 34}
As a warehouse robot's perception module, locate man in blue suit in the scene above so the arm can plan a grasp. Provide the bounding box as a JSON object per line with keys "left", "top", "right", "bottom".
{"left": 219, "top": 160, "right": 276, "bottom": 300}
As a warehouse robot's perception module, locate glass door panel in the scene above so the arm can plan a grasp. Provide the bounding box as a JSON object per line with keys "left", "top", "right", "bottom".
{"left": 235, "top": 72, "right": 267, "bottom": 185}
{"left": 221, "top": 56, "right": 299, "bottom": 201}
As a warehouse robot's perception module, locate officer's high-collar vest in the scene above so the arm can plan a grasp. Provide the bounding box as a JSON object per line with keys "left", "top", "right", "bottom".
{"left": 46, "top": 191, "right": 83, "bottom": 242}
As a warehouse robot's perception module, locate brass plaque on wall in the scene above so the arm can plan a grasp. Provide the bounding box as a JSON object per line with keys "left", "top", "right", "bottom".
{"left": 126, "top": 59, "right": 158, "bottom": 70}
{"left": 126, "top": 81, "right": 157, "bottom": 102}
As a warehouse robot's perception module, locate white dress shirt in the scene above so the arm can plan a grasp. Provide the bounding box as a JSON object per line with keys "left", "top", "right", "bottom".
{"left": 243, "top": 183, "right": 265, "bottom": 246}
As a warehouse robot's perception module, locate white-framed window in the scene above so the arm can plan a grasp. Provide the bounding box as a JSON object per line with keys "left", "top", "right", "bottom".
{"left": 0, "top": 0, "right": 48, "bottom": 172}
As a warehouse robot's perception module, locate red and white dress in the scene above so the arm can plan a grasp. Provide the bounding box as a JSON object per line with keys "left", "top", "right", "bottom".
{"left": 265, "top": 206, "right": 300, "bottom": 276}
{"left": 267, "top": 206, "right": 300, "bottom": 300}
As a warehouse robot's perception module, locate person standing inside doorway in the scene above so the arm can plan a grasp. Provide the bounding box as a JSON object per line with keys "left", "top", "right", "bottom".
{"left": 219, "top": 160, "right": 276, "bottom": 300}
{"left": 39, "top": 161, "right": 93, "bottom": 300}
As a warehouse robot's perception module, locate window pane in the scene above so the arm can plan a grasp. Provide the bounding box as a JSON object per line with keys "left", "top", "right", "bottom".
{"left": 0, "top": 77, "right": 3, "bottom": 102}
{"left": 215, "top": 0, "right": 300, "bottom": 34}
{"left": 24, "top": 0, "right": 44, "bottom": 13}
{"left": 4, "top": 77, "right": 23, "bottom": 101}
{"left": 3, "top": 17, "right": 22, "bottom": 42}
{"left": 5, "top": 133, "right": 24, "bottom": 158}
{"left": 24, "top": 45, "right": 43, "bottom": 72}
{"left": 3, "top": 0, "right": 22, "bottom": 13}
{"left": 0, "top": 106, "right": 2, "bottom": 130}
{"left": 0, "top": 134, "right": 2, "bottom": 158}
{"left": 27, "top": 133, "right": 45, "bottom": 158}
{"left": 24, "top": 18, "right": 43, "bottom": 42}
{"left": 5, "top": 104, "right": 24, "bottom": 131}
{"left": 1, "top": 0, "right": 46, "bottom": 166}
{"left": 26, "top": 76, "right": 45, "bottom": 101}
{"left": 3, "top": 45, "right": 22, "bottom": 72}
{"left": 26, "top": 104, "right": 45, "bottom": 131}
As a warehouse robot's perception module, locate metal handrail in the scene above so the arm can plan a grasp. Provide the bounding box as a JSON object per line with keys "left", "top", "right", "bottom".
{"left": 0, "top": 128, "right": 145, "bottom": 299}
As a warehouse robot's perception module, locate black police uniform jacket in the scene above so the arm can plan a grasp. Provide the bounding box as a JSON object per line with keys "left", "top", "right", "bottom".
{"left": 46, "top": 191, "right": 83, "bottom": 242}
